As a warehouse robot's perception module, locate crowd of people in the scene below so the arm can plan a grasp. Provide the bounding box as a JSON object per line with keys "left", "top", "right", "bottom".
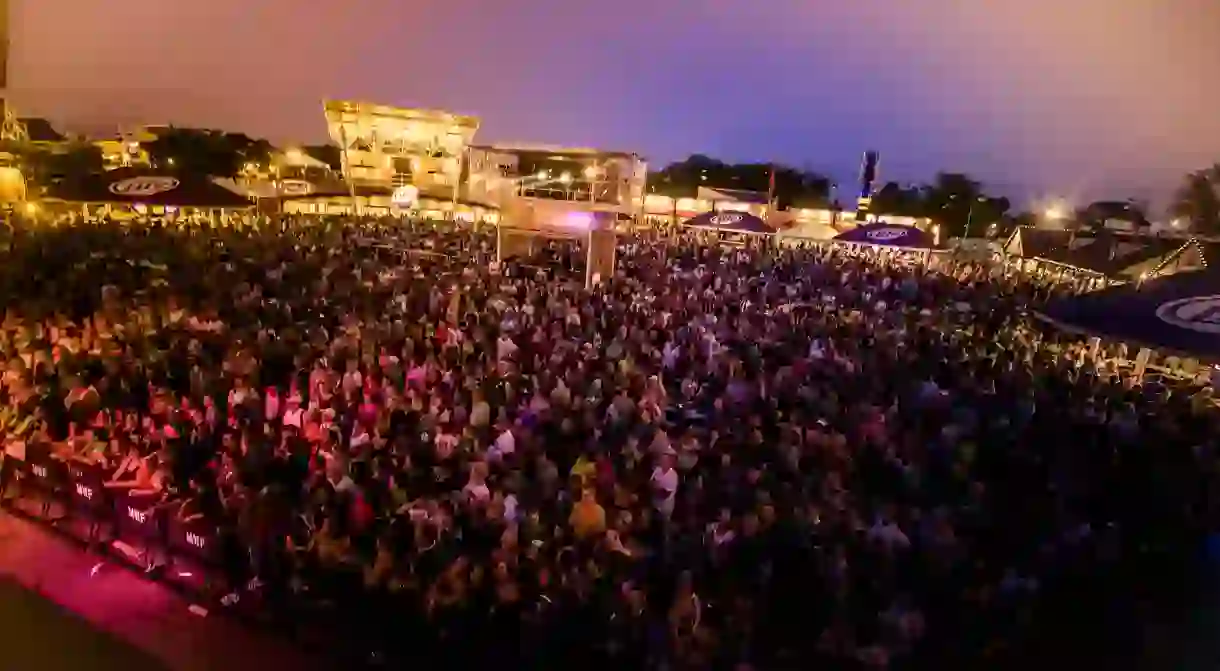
{"left": 0, "top": 213, "right": 1217, "bottom": 670}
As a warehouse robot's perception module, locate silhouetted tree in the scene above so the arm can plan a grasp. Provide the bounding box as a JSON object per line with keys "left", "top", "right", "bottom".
{"left": 648, "top": 155, "right": 830, "bottom": 205}
{"left": 145, "top": 127, "right": 274, "bottom": 178}
{"left": 919, "top": 173, "right": 1008, "bottom": 238}
{"left": 1171, "top": 166, "right": 1220, "bottom": 234}
{"left": 18, "top": 142, "right": 105, "bottom": 195}
{"left": 871, "top": 182, "right": 925, "bottom": 217}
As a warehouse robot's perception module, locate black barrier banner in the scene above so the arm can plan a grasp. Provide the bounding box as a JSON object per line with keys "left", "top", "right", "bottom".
{"left": 168, "top": 516, "right": 221, "bottom": 566}
{"left": 117, "top": 493, "right": 161, "bottom": 542}
{"left": 66, "top": 461, "right": 106, "bottom": 513}
{"left": 24, "top": 447, "right": 56, "bottom": 488}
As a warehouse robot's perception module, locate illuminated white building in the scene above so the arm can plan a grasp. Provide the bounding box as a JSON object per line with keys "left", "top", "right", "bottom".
{"left": 465, "top": 144, "right": 647, "bottom": 228}
{"left": 323, "top": 100, "right": 479, "bottom": 199}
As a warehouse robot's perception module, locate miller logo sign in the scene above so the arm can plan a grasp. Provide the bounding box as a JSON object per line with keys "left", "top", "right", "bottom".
{"left": 865, "top": 227, "right": 908, "bottom": 242}
{"left": 278, "top": 179, "right": 313, "bottom": 197}
{"left": 75, "top": 483, "right": 94, "bottom": 500}
{"left": 186, "top": 531, "right": 207, "bottom": 549}
{"left": 709, "top": 213, "right": 744, "bottom": 227}
{"left": 128, "top": 507, "right": 147, "bottom": 524}
{"left": 109, "top": 177, "right": 180, "bottom": 197}
{"left": 31, "top": 464, "right": 47, "bottom": 479}
{"left": 1155, "top": 295, "right": 1220, "bottom": 334}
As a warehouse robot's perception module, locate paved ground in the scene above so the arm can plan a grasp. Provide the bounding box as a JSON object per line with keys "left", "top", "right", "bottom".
{"left": 0, "top": 511, "right": 332, "bottom": 671}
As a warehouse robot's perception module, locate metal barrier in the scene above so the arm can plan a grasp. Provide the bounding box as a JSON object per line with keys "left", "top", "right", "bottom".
{"left": 0, "top": 451, "right": 226, "bottom": 594}
{"left": 0, "top": 450, "right": 387, "bottom": 666}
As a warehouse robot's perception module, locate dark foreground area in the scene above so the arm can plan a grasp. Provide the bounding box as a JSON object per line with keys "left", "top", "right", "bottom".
{"left": 0, "top": 511, "right": 330, "bottom": 671}
{"left": 0, "top": 577, "right": 170, "bottom": 671}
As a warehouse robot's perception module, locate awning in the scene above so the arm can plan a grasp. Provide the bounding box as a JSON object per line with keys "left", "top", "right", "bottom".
{"left": 46, "top": 169, "right": 253, "bottom": 209}
{"left": 680, "top": 211, "right": 773, "bottom": 235}
{"left": 833, "top": 223, "right": 933, "bottom": 249}
{"left": 1037, "top": 267, "right": 1220, "bottom": 358}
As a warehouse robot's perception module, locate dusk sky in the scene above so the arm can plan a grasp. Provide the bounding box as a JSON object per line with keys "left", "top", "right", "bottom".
{"left": 12, "top": 0, "right": 1220, "bottom": 208}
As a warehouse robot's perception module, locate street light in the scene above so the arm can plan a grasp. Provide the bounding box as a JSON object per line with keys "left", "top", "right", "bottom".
{"left": 1044, "top": 206, "right": 1066, "bottom": 221}
{"left": 964, "top": 195, "right": 987, "bottom": 238}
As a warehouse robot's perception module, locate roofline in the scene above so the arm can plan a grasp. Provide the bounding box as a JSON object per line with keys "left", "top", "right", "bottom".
{"left": 468, "top": 144, "right": 642, "bottom": 160}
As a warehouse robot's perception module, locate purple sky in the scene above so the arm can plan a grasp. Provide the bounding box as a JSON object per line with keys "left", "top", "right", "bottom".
{"left": 12, "top": 0, "right": 1220, "bottom": 207}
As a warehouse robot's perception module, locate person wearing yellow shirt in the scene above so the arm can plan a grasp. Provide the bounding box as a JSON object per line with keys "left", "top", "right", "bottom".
{"left": 569, "top": 488, "right": 606, "bottom": 540}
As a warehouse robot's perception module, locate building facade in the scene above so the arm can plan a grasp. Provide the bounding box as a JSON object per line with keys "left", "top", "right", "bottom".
{"left": 322, "top": 100, "right": 479, "bottom": 200}
{"left": 465, "top": 144, "right": 647, "bottom": 227}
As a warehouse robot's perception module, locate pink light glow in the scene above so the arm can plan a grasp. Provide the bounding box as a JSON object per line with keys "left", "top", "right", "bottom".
{"left": 564, "top": 212, "right": 593, "bottom": 229}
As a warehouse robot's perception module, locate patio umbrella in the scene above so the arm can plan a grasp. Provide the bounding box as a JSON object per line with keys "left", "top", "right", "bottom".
{"left": 834, "top": 223, "right": 933, "bottom": 249}
{"left": 1036, "top": 267, "right": 1220, "bottom": 358}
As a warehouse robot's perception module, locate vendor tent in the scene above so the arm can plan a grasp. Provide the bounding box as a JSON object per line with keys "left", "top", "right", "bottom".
{"left": 1037, "top": 267, "right": 1220, "bottom": 358}
{"left": 680, "top": 211, "right": 773, "bottom": 235}
{"left": 46, "top": 169, "right": 253, "bottom": 209}
{"left": 834, "top": 223, "right": 933, "bottom": 249}
{"left": 1003, "top": 226, "right": 1188, "bottom": 281}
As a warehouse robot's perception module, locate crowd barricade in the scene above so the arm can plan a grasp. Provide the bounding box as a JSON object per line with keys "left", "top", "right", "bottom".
{"left": 165, "top": 514, "right": 227, "bottom": 593}
{"left": 5, "top": 448, "right": 65, "bottom": 518}
{"left": 65, "top": 460, "right": 109, "bottom": 543}
{"left": 1, "top": 450, "right": 368, "bottom": 666}
{"left": 0, "top": 451, "right": 228, "bottom": 598}
{"left": 114, "top": 491, "right": 165, "bottom": 569}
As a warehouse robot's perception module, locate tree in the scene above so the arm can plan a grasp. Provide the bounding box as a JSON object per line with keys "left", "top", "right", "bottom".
{"left": 144, "top": 127, "right": 275, "bottom": 178}
{"left": 918, "top": 172, "right": 1009, "bottom": 238}
{"left": 1171, "top": 166, "right": 1220, "bottom": 234}
{"left": 1076, "top": 200, "right": 1148, "bottom": 230}
{"left": 648, "top": 155, "right": 831, "bottom": 205}
{"left": 18, "top": 142, "right": 105, "bottom": 195}
{"left": 870, "top": 182, "right": 925, "bottom": 218}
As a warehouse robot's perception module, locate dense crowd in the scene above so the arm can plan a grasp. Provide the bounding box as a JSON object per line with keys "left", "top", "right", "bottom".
{"left": 0, "top": 214, "right": 1217, "bottom": 670}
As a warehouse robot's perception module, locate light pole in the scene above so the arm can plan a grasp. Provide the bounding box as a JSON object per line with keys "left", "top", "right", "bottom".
{"left": 964, "top": 195, "right": 987, "bottom": 238}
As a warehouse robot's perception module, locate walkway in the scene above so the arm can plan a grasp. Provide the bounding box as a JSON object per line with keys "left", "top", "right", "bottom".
{"left": 0, "top": 512, "right": 332, "bottom": 671}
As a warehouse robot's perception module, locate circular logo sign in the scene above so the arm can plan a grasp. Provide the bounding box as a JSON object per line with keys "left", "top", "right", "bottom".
{"left": 866, "top": 227, "right": 908, "bottom": 242}
{"left": 108, "top": 177, "right": 180, "bottom": 197}
{"left": 709, "top": 213, "right": 744, "bottom": 227}
{"left": 279, "top": 179, "right": 313, "bottom": 197}
{"left": 1155, "top": 295, "right": 1220, "bottom": 334}
{"left": 392, "top": 185, "right": 420, "bottom": 207}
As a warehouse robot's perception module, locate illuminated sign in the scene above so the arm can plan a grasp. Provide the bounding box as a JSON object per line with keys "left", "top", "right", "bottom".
{"left": 1156, "top": 295, "right": 1220, "bottom": 334}
{"left": 866, "top": 227, "right": 908, "bottom": 242}
{"left": 709, "top": 213, "right": 744, "bottom": 227}
{"left": 128, "top": 507, "right": 147, "bottom": 524}
{"left": 278, "top": 179, "right": 313, "bottom": 197}
{"left": 75, "top": 484, "right": 93, "bottom": 500}
{"left": 186, "top": 531, "right": 207, "bottom": 549}
{"left": 392, "top": 185, "right": 419, "bottom": 206}
{"left": 31, "top": 464, "right": 47, "bottom": 479}
{"left": 109, "top": 177, "right": 180, "bottom": 197}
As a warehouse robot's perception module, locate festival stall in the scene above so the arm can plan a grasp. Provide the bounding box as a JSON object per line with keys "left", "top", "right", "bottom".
{"left": 833, "top": 222, "right": 934, "bottom": 249}
{"left": 43, "top": 169, "right": 254, "bottom": 220}
{"left": 678, "top": 211, "right": 774, "bottom": 247}
{"left": 1037, "top": 266, "right": 1220, "bottom": 382}
{"left": 831, "top": 222, "right": 945, "bottom": 268}
{"left": 1001, "top": 226, "right": 1187, "bottom": 288}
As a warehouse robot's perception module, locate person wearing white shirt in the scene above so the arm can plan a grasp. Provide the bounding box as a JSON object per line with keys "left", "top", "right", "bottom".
{"left": 651, "top": 454, "right": 679, "bottom": 518}
{"left": 489, "top": 428, "right": 516, "bottom": 461}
